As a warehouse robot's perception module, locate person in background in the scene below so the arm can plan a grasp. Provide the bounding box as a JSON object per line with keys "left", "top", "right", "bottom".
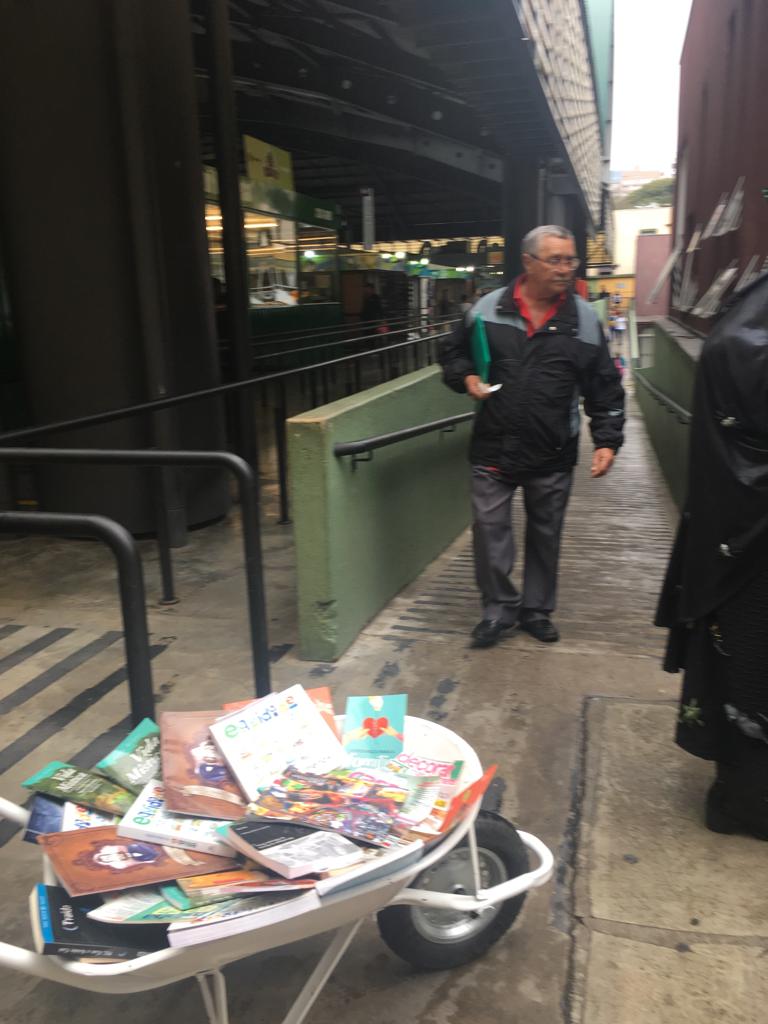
{"left": 656, "top": 272, "right": 768, "bottom": 841}
{"left": 360, "top": 282, "right": 384, "bottom": 326}
{"left": 440, "top": 225, "right": 625, "bottom": 648}
{"left": 459, "top": 293, "right": 473, "bottom": 315}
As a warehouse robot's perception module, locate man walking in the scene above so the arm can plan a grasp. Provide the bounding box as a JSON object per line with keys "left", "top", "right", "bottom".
{"left": 440, "top": 225, "right": 625, "bottom": 646}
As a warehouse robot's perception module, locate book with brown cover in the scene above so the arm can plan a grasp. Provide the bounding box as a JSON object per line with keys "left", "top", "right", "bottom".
{"left": 160, "top": 710, "right": 247, "bottom": 820}
{"left": 36, "top": 826, "right": 239, "bottom": 897}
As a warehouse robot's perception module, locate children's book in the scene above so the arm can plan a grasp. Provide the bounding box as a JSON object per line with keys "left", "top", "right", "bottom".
{"left": 247, "top": 766, "right": 410, "bottom": 846}
{"left": 23, "top": 796, "right": 117, "bottom": 844}
{"left": 342, "top": 694, "right": 407, "bottom": 766}
{"left": 166, "top": 888, "right": 321, "bottom": 948}
{"left": 35, "top": 825, "right": 239, "bottom": 898}
{"left": 29, "top": 884, "right": 167, "bottom": 961}
{"left": 209, "top": 685, "right": 346, "bottom": 802}
{"left": 21, "top": 762, "right": 135, "bottom": 815}
{"left": 118, "top": 780, "right": 234, "bottom": 857}
{"left": 94, "top": 718, "right": 161, "bottom": 794}
{"left": 160, "top": 710, "right": 247, "bottom": 820}
{"left": 221, "top": 819, "right": 364, "bottom": 879}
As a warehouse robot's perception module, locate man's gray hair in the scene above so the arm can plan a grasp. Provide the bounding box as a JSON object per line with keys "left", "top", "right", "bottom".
{"left": 521, "top": 225, "right": 574, "bottom": 257}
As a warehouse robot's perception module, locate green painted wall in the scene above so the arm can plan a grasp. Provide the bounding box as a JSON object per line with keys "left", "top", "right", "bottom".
{"left": 288, "top": 367, "right": 473, "bottom": 661}
{"left": 583, "top": 0, "right": 614, "bottom": 150}
{"left": 634, "top": 321, "right": 701, "bottom": 509}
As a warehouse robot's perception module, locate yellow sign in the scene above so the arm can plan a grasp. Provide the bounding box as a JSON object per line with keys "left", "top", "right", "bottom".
{"left": 244, "top": 136, "right": 294, "bottom": 193}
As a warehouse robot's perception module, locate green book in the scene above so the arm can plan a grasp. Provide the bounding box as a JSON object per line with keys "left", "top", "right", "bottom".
{"left": 470, "top": 317, "right": 491, "bottom": 383}
{"left": 94, "top": 719, "right": 161, "bottom": 794}
{"left": 22, "top": 762, "right": 135, "bottom": 816}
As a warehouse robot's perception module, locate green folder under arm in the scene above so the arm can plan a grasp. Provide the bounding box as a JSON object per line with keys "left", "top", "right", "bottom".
{"left": 470, "top": 317, "right": 491, "bottom": 383}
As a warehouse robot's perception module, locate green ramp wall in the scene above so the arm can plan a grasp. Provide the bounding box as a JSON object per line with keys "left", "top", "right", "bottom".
{"left": 288, "top": 366, "right": 474, "bottom": 661}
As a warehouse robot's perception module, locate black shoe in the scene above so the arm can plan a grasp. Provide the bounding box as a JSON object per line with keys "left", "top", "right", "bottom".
{"left": 470, "top": 618, "right": 517, "bottom": 648}
{"left": 520, "top": 617, "right": 559, "bottom": 643}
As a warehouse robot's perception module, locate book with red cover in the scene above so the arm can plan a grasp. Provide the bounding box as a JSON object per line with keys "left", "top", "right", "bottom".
{"left": 160, "top": 710, "right": 247, "bottom": 820}
{"left": 35, "top": 826, "right": 239, "bottom": 898}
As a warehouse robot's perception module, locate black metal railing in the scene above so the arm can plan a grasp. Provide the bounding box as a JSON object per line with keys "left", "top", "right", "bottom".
{"left": 0, "top": 511, "right": 155, "bottom": 725}
{"left": 0, "top": 447, "right": 271, "bottom": 697}
{"left": 633, "top": 368, "right": 692, "bottom": 424}
{"left": 0, "top": 326, "right": 452, "bottom": 522}
{"left": 334, "top": 411, "right": 474, "bottom": 467}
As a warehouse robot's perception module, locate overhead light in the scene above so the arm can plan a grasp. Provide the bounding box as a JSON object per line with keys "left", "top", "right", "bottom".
{"left": 408, "top": 260, "right": 420, "bottom": 266}
{"left": 420, "top": 257, "right": 429, "bottom": 265}
{"left": 303, "top": 250, "right": 316, "bottom": 258}
{"left": 379, "top": 252, "right": 392, "bottom": 259}
{"left": 394, "top": 251, "right": 406, "bottom": 259}
{"left": 456, "top": 266, "right": 466, "bottom": 272}
{"left": 466, "top": 265, "right": 475, "bottom": 272}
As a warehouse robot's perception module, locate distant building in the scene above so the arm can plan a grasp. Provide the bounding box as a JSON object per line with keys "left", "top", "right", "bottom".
{"left": 613, "top": 207, "right": 673, "bottom": 275}
{"left": 612, "top": 169, "right": 666, "bottom": 199}
{"left": 635, "top": 233, "right": 672, "bottom": 317}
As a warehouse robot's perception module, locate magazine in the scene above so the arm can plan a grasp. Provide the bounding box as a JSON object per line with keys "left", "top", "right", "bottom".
{"left": 160, "top": 710, "right": 247, "bottom": 820}
{"left": 166, "top": 888, "right": 321, "bottom": 948}
{"left": 314, "top": 838, "right": 424, "bottom": 896}
{"left": 87, "top": 887, "right": 256, "bottom": 925}
{"left": 118, "top": 780, "right": 233, "bottom": 857}
{"left": 94, "top": 718, "right": 161, "bottom": 794}
{"left": 342, "top": 694, "right": 407, "bottom": 766}
{"left": 209, "top": 684, "right": 346, "bottom": 802}
{"left": 36, "top": 825, "right": 239, "bottom": 898}
{"left": 247, "top": 766, "right": 410, "bottom": 846}
{"left": 172, "top": 868, "right": 315, "bottom": 907}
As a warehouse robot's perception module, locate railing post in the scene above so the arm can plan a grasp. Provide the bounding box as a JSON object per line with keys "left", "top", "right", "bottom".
{"left": 153, "top": 466, "right": 179, "bottom": 605}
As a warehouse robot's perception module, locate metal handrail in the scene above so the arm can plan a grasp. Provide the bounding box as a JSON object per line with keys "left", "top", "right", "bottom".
{"left": 0, "top": 512, "right": 155, "bottom": 725}
{"left": 633, "top": 367, "right": 692, "bottom": 424}
{"left": 334, "top": 411, "right": 474, "bottom": 462}
{"left": 0, "top": 448, "right": 271, "bottom": 698}
{"left": 0, "top": 329, "right": 451, "bottom": 446}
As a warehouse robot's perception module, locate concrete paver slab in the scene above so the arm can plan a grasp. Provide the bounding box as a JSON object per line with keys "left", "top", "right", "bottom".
{"left": 582, "top": 932, "right": 768, "bottom": 1024}
{"left": 578, "top": 700, "right": 768, "bottom": 937}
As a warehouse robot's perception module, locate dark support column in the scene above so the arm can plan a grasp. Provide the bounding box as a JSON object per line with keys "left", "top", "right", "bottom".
{"left": 568, "top": 197, "right": 589, "bottom": 273}
{"left": 205, "top": 0, "right": 257, "bottom": 474}
{"left": 502, "top": 158, "right": 541, "bottom": 281}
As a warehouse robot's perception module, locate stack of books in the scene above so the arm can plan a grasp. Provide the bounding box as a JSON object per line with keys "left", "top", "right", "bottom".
{"left": 20, "top": 685, "right": 495, "bottom": 958}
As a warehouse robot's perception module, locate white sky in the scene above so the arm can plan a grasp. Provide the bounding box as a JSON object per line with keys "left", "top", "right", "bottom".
{"left": 610, "top": 0, "right": 694, "bottom": 175}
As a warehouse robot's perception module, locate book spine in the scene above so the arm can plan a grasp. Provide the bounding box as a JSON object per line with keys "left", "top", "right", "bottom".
{"left": 118, "top": 822, "right": 231, "bottom": 858}
{"left": 52, "top": 945, "right": 143, "bottom": 960}
{"left": 36, "top": 885, "right": 55, "bottom": 948}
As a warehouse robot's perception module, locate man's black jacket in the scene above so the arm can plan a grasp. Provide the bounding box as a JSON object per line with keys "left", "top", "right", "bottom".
{"left": 440, "top": 282, "right": 625, "bottom": 478}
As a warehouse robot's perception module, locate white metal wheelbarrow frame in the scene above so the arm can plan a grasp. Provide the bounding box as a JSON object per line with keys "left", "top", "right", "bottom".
{"left": 0, "top": 717, "right": 554, "bottom": 1024}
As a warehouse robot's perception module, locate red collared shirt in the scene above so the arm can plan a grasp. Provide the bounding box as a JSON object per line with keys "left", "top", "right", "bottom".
{"left": 513, "top": 276, "right": 567, "bottom": 338}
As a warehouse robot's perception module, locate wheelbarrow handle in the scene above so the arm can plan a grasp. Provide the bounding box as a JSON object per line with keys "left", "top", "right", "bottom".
{"left": 0, "top": 796, "right": 30, "bottom": 827}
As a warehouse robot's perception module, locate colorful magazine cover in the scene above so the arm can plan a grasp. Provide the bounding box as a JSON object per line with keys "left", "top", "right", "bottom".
{"left": 248, "top": 766, "right": 411, "bottom": 846}
{"left": 160, "top": 710, "right": 247, "bottom": 820}
{"left": 209, "top": 684, "right": 346, "bottom": 802}
{"left": 342, "top": 694, "right": 407, "bottom": 765}
{"left": 94, "top": 718, "right": 161, "bottom": 794}
{"left": 36, "top": 825, "right": 239, "bottom": 898}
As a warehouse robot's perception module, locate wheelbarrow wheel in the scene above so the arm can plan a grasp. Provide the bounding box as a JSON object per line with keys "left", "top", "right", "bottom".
{"left": 377, "top": 812, "right": 529, "bottom": 970}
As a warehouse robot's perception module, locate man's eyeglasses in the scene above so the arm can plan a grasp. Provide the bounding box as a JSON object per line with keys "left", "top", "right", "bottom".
{"left": 527, "top": 254, "right": 581, "bottom": 269}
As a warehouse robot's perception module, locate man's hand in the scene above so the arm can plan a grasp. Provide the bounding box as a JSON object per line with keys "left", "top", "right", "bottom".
{"left": 591, "top": 448, "right": 615, "bottom": 478}
{"left": 465, "top": 374, "right": 490, "bottom": 400}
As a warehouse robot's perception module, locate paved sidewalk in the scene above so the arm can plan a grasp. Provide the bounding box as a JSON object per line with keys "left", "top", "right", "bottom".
{"left": 0, "top": 395, "right": 765, "bottom": 1024}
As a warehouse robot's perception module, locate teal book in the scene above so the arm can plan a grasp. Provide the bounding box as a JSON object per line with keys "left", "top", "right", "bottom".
{"left": 470, "top": 317, "right": 491, "bottom": 383}
{"left": 342, "top": 694, "right": 407, "bottom": 764}
{"left": 94, "top": 719, "right": 161, "bottom": 794}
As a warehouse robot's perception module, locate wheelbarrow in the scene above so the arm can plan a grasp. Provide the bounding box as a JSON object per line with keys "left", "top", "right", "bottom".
{"left": 0, "top": 716, "right": 554, "bottom": 1024}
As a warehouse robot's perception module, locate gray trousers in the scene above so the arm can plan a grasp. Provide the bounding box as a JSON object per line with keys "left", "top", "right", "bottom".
{"left": 471, "top": 467, "right": 574, "bottom": 623}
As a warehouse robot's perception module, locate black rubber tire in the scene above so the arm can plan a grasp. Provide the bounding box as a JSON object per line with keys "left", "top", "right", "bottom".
{"left": 377, "top": 812, "right": 529, "bottom": 970}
